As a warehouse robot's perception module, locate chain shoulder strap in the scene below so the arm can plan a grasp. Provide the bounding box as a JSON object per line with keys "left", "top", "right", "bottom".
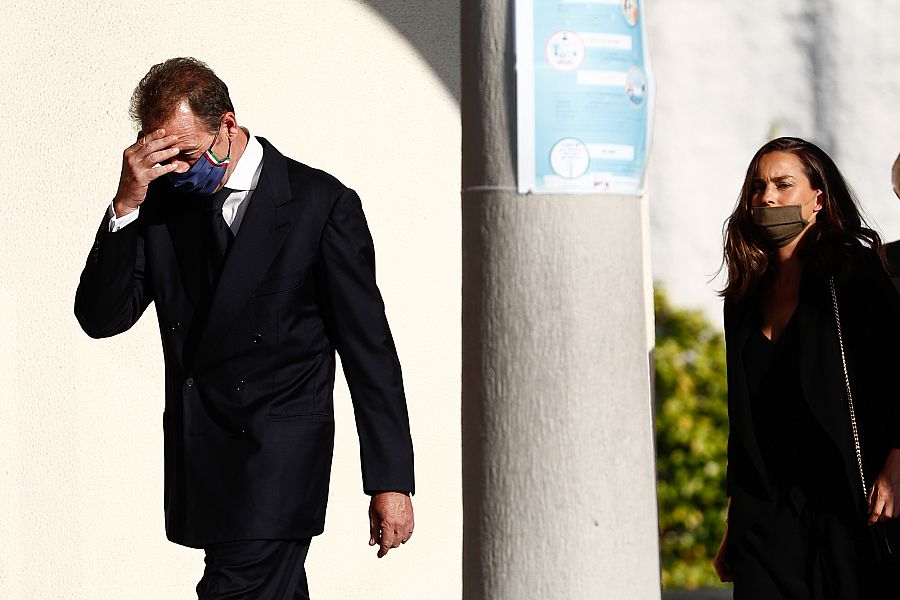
{"left": 829, "top": 275, "right": 869, "bottom": 501}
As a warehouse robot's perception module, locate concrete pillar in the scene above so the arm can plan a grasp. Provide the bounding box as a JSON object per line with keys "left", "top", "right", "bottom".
{"left": 461, "top": 1, "right": 662, "bottom": 598}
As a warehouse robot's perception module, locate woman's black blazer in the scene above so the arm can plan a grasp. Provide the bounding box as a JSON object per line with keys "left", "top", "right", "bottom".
{"left": 724, "top": 244, "right": 900, "bottom": 546}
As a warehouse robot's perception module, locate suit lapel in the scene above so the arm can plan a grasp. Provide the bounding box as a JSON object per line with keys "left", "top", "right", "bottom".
{"left": 796, "top": 274, "right": 858, "bottom": 480}
{"left": 728, "top": 303, "right": 769, "bottom": 485}
{"left": 192, "top": 139, "right": 302, "bottom": 371}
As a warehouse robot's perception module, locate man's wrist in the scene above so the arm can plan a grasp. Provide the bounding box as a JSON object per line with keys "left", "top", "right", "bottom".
{"left": 108, "top": 201, "right": 141, "bottom": 233}
{"left": 113, "top": 199, "right": 138, "bottom": 218}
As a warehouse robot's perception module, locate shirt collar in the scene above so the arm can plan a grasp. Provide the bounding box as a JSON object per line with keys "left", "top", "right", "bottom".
{"left": 224, "top": 131, "right": 263, "bottom": 192}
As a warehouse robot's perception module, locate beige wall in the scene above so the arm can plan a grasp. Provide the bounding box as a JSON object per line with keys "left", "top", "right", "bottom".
{"left": 1, "top": 1, "right": 461, "bottom": 598}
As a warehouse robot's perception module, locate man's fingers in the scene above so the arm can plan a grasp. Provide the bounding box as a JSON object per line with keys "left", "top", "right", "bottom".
{"left": 400, "top": 525, "right": 414, "bottom": 544}
{"left": 140, "top": 128, "right": 170, "bottom": 144}
{"left": 132, "top": 128, "right": 160, "bottom": 147}
{"left": 124, "top": 134, "right": 179, "bottom": 181}
{"left": 369, "top": 509, "right": 379, "bottom": 547}
{"left": 880, "top": 495, "right": 895, "bottom": 521}
{"left": 870, "top": 488, "right": 887, "bottom": 524}
{"left": 170, "top": 160, "right": 192, "bottom": 174}
{"left": 146, "top": 161, "right": 180, "bottom": 181}
{"left": 145, "top": 146, "right": 181, "bottom": 166}
{"left": 141, "top": 134, "right": 179, "bottom": 157}
{"left": 378, "top": 528, "right": 399, "bottom": 558}
{"left": 129, "top": 130, "right": 177, "bottom": 159}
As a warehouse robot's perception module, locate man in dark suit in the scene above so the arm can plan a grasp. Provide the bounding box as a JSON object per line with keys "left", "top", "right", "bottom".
{"left": 893, "top": 153, "right": 900, "bottom": 200}
{"left": 884, "top": 153, "right": 900, "bottom": 293}
{"left": 75, "top": 57, "right": 415, "bottom": 599}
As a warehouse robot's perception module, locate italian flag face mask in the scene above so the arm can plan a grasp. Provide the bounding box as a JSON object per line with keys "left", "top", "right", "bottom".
{"left": 167, "top": 125, "right": 231, "bottom": 196}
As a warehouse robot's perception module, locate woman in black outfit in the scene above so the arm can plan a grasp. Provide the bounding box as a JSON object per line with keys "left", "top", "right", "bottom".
{"left": 712, "top": 137, "right": 900, "bottom": 598}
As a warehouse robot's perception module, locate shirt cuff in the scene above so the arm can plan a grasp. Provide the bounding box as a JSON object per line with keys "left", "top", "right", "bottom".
{"left": 107, "top": 203, "right": 140, "bottom": 232}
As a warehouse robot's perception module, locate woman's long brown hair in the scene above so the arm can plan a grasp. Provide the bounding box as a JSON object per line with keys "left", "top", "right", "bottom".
{"left": 720, "top": 137, "right": 884, "bottom": 301}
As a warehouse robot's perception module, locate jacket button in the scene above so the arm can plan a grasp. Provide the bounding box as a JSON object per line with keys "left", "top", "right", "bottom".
{"left": 234, "top": 380, "right": 245, "bottom": 391}
{"left": 185, "top": 377, "right": 194, "bottom": 387}
{"left": 250, "top": 334, "right": 262, "bottom": 344}
{"left": 170, "top": 321, "right": 182, "bottom": 332}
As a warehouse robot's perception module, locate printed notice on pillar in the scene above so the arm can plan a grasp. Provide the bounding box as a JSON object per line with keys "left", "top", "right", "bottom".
{"left": 516, "top": 0, "right": 654, "bottom": 195}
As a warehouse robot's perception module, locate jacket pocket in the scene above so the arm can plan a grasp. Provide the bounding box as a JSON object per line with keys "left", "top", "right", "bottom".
{"left": 265, "top": 412, "right": 331, "bottom": 422}
{"left": 251, "top": 270, "right": 304, "bottom": 297}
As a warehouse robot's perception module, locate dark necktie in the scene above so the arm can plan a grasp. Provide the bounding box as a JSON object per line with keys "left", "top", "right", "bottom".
{"left": 207, "top": 188, "right": 234, "bottom": 285}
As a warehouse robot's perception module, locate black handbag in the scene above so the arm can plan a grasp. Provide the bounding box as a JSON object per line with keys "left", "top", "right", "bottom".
{"left": 830, "top": 276, "right": 900, "bottom": 568}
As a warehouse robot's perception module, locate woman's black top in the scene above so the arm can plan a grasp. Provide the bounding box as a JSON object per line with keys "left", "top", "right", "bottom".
{"left": 742, "top": 312, "right": 842, "bottom": 494}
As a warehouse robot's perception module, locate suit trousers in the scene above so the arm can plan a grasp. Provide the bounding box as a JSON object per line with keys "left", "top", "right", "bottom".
{"left": 196, "top": 539, "right": 312, "bottom": 600}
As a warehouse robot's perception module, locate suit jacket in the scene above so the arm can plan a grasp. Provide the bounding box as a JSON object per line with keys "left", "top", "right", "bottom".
{"left": 724, "top": 244, "right": 900, "bottom": 547}
{"left": 75, "top": 138, "right": 415, "bottom": 548}
{"left": 883, "top": 239, "right": 900, "bottom": 294}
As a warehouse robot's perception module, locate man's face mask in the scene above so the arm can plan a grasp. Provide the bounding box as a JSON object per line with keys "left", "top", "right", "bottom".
{"left": 751, "top": 199, "right": 817, "bottom": 247}
{"left": 167, "top": 126, "right": 231, "bottom": 196}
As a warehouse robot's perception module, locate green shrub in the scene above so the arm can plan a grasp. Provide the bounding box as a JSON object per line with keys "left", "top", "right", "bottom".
{"left": 654, "top": 286, "right": 729, "bottom": 589}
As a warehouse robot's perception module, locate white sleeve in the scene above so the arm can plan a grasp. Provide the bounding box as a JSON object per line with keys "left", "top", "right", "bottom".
{"left": 107, "top": 203, "right": 140, "bottom": 232}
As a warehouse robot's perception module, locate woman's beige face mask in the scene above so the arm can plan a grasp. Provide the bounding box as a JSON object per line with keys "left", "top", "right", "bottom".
{"left": 751, "top": 200, "right": 816, "bottom": 247}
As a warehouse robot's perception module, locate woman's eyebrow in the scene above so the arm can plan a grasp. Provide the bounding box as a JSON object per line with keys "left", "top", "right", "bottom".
{"left": 755, "top": 174, "right": 795, "bottom": 183}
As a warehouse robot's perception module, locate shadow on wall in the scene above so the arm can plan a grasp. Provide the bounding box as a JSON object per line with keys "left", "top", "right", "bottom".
{"left": 361, "top": 0, "right": 461, "bottom": 101}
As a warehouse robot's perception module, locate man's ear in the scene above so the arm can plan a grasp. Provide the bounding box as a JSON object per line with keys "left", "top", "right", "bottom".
{"left": 222, "top": 112, "right": 239, "bottom": 140}
{"left": 892, "top": 153, "right": 900, "bottom": 200}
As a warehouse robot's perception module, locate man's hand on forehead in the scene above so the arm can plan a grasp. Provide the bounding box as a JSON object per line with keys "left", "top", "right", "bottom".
{"left": 142, "top": 130, "right": 192, "bottom": 172}
{"left": 113, "top": 128, "right": 182, "bottom": 217}
{"left": 137, "top": 128, "right": 180, "bottom": 162}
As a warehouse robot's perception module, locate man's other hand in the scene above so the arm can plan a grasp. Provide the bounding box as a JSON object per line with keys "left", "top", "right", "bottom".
{"left": 114, "top": 129, "right": 181, "bottom": 217}
{"left": 368, "top": 491, "right": 414, "bottom": 558}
